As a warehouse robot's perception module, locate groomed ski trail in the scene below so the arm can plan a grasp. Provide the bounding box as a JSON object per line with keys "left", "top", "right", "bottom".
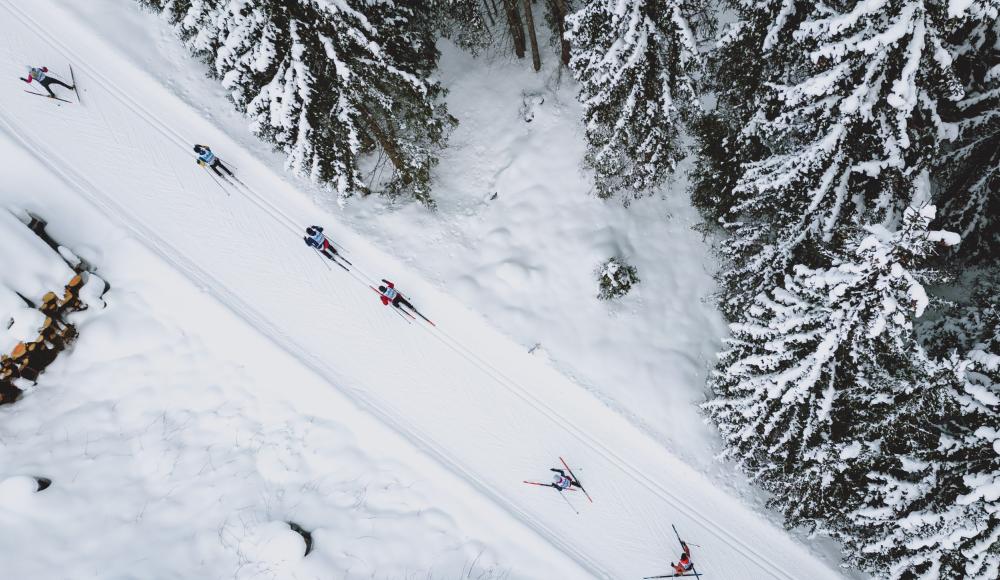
{"left": 0, "top": 2, "right": 848, "bottom": 578}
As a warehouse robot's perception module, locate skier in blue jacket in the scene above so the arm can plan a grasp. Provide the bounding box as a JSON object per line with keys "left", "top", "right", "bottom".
{"left": 20, "top": 66, "right": 75, "bottom": 99}
{"left": 303, "top": 225, "right": 341, "bottom": 260}
{"left": 193, "top": 145, "right": 234, "bottom": 177}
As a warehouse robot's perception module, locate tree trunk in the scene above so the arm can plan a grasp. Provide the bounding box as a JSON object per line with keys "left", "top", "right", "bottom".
{"left": 482, "top": 0, "right": 496, "bottom": 26}
{"left": 552, "top": 0, "right": 571, "bottom": 66}
{"left": 358, "top": 104, "right": 411, "bottom": 186}
{"left": 502, "top": 0, "right": 526, "bottom": 58}
{"left": 522, "top": 0, "right": 541, "bottom": 71}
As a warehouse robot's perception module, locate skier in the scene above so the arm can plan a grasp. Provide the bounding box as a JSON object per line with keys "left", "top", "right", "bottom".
{"left": 193, "top": 145, "right": 234, "bottom": 178}
{"left": 20, "top": 66, "right": 75, "bottom": 99}
{"left": 549, "top": 468, "right": 583, "bottom": 491}
{"left": 671, "top": 541, "right": 694, "bottom": 576}
{"left": 376, "top": 279, "right": 416, "bottom": 312}
{"left": 303, "top": 225, "right": 340, "bottom": 260}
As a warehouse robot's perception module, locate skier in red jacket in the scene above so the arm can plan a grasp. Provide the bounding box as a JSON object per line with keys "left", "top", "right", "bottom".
{"left": 376, "top": 279, "right": 415, "bottom": 312}
{"left": 21, "top": 66, "right": 75, "bottom": 99}
{"left": 672, "top": 541, "right": 694, "bottom": 575}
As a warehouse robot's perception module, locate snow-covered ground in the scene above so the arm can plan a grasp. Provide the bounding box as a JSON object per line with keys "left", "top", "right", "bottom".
{"left": 0, "top": 0, "right": 854, "bottom": 577}
{"left": 53, "top": 0, "right": 729, "bottom": 473}
{"left": 0, "top": 127, "right": 583, "bottom": 579}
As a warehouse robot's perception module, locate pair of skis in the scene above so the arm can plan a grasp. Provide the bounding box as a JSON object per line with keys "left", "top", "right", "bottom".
{"left": 369, "top": 286, "right": 436, "bottom": 326}
{"left": 523, "top": 457, "right": 593, "bottom": 515}
{"left": 643, "top": 525, "right": 703, "bottom": 579}
{"left": 24, "top": 64, "right": 80, "bottom": 104}
{"left": 313, "top": 247, "right": 352, "bottom": 272}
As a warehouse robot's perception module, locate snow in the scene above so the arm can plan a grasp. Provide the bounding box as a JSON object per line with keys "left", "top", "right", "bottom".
{"left": 0, "top": 0, "right": 853, "bottom": 578}
{"left": 948, "top": 0, "right": 977, "bottom": 18}
{"left": 0, "top": 134, "right": 576, "bottom": 579}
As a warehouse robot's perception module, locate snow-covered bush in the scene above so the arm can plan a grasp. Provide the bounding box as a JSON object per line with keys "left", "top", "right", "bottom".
{"left": 596, "top": 257, "right": 639, "bottom": 300}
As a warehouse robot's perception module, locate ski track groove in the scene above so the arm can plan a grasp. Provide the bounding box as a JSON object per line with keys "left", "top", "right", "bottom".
{"left": 0, "top": 2, "right": 837, "bottom": 579}
{"left": 0, "top": 4, "right": 605, "bottom": 575}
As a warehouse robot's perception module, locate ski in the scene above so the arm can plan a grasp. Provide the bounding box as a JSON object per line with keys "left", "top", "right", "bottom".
{"left": 642, "top": 573, "right": 702, "bottom": 579}
{"left": 394, "top": 291, "right": 435, "bottom": 325}
{"left": 328, "top": 251, "right": 351, "bottom": 266}
{"left": 409, "top": 308, "right": 436, "bottom": 327}
{"left": 330, "top": 257, "right": 350, "bottom": 272}
{"left": 522, "top": 481, "right": 579, "bottom": 491}
{"left": 559, "top": 457, "right": 593, "bottom": 503}
{"left": 371, "top": 286, "right": 416, "bottom": 320}
{"left": 23, "top": 90, "right": 70, "bottom": 103}
{"left": 202, "top": 165, "right": 230, "bottom": 197}
{"left": 69, "top": 63, "right": 80, "bottom": 104}
{"left": 670, "top": 525, "right": 702, "bottom": 578}
{"left": 310, "top": 246, "right": 349, "bottom": 272}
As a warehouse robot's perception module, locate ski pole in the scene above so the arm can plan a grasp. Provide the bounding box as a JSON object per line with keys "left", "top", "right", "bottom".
{"left": 390, "top": 305, "right": 412, "bottom": 324}
{"left": 311, "top": 246, "right": 333, "bottom": 270}
{"left": 202, "top": 166, "right": 229, "bottom": 196}
{"left": 556, "top": 490, "right": 579, "bottom": 515}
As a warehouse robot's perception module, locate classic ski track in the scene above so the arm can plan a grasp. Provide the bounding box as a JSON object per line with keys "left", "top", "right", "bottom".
{"left": 0, "top": 3, "right": 834, "bottom": 579}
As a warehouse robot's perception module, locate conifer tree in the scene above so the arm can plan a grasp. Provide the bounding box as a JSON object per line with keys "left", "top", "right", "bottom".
{"left": 691, "top": 0, "right": 808, "bottom": 223}
{"left": 567, "top": 0, "right": 705, "bottom": 203}
{"left": 846, "top": 347, "right": 999, "bottom": 579}
{"left": 431, "top": 0, "right": 494, "bottom": 54}
{"left": 139, "top": 0, "right": 454, "bottom": 205}
{"left": 939, "top": 3, "right": 1000, "bottom": 262}
{"left": 711, "top": 0, "right": 963, "bottom": 317}
{"left": 705, "top": 204, "right": 959, "bottom": 528}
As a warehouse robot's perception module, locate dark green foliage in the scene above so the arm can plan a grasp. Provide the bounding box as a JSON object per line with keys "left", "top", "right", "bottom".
{"left": 596, "top": 257, "right": 640, "bottom": 300}
{"left": 141, "top": 0, "right": 454, "bottom": 205}
{"left": 567, "top": 0, "right": 707, "bottom": 203}
{"left": 939, "top": 8, "right": 1000, "bottom": 263}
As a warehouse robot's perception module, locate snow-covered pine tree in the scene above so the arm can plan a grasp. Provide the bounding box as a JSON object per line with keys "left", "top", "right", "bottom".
{"left": 845, "top": 346, "right": 999, "bottom": 579}
{"left": 939, "top": 2, "right": 1000, "bottom": 262}
{"left": 138, "top": 0, "right": 453, "bottom": 205}
{"left": 691, "top": 0, "right": 807, "bottom": 223}
{"left": 567, "top": 0, "right": 706, "bottom": 203}
{"left": 704, "top": 204, "right": 959, "bottom": 530}
{"left": 920, "top": 268, "right": 999, "bottom": 358}
{"left": 713, "top": 0, "right": 964, "bottom": 318}
{"left": 430, "top": 0, "right": 495, "bottom": 55}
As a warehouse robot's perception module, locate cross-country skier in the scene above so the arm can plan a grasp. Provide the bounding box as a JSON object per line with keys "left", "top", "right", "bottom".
{"left": 20, "top": 66, "right": 75, "bottom": 99}
{"left": 549, "top": 468, "right": 582, "bottom": 491}
{"left": 193, "top": 145, "right": 234, "bottom": 178}
{"left": 303, "top": 225, "right": 340, "bottom": 260}
{"left": 671, "top": 541, "right": 694, "bottom": 575}
{"left": 376, "top": 279, "right": 416, "bottom": 312}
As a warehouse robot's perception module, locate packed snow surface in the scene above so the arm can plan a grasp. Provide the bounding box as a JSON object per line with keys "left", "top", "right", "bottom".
{"left": 0, "top": 134, "right": 579, "bottom": 579}
{"left": 0, "top": 0, "right": 853, "bottom": 578}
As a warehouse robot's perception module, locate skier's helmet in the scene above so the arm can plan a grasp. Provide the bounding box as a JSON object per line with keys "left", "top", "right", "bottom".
{"left": 306, "top": 226, "right": 317, "bottom": 235}
{"left": 552, "top": 473, "right": 562, "bottom": 484}
{"left": 193, "top": 145, "right": 202, "bottom": 153}
{"left": 378, "top": 285, "right": 387, "bottom": 293}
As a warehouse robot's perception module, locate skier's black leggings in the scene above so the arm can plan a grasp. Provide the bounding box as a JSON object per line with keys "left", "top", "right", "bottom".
{"left": 392, "top": 296, "right": 414, "bottom": 311}
{"left": 211, "top": 159, "right": 234, "bottom": 177}
{"left": 39, "top": 77, "right": 72, "bottom": 98}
